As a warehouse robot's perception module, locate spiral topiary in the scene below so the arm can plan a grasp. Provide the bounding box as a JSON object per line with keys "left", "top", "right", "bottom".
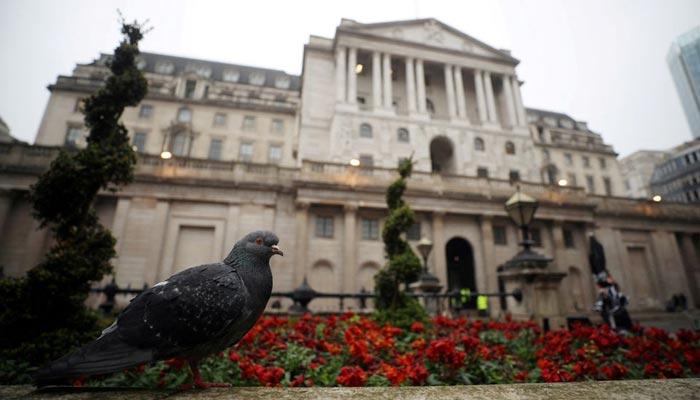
{"left": 0, "top": 18, "right": 149, "bottom": 376}
{"left": 373, "top": 157, "right": 426, "bottom": 326}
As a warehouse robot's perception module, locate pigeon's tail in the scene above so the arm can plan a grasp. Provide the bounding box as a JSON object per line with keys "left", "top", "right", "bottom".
{"left": 34, "top": 331, "right": 154, "bottom": 387}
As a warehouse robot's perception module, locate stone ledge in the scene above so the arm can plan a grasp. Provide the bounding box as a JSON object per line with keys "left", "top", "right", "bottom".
{"left": 3, "top": 379, "right": 700, "bottom": 400}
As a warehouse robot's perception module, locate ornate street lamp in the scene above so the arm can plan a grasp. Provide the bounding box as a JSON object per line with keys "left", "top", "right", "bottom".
{"left": 416, "top": 237, "right": 438, "bottom": 283}
{"left": 503, "top": 187, "right": 552, "bottom": 270}
{"left": 505, "top": 188, "right": 539, "bottom": 253}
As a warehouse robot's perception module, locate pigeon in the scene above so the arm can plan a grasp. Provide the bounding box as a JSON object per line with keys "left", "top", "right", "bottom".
{"left": 35, "top": 230, "right": 282, "bottom": 390}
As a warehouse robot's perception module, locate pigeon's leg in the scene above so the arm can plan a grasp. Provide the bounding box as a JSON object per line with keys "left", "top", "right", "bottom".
{"left": 179, "top": 360, "right": 232, "bottom": 390}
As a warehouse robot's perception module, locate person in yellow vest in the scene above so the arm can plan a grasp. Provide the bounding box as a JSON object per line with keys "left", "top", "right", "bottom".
{"left": 459, "top": 288, "right": 471, "bottom": 309}
{"left": 477, "top": 295, "right": 488, "bottom": 317}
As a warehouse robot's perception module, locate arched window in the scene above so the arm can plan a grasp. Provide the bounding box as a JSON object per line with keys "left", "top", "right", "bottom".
{"left": 505, "top": 141, "right": 515, "bottom": 155}
{"left": 426, "top": 99, "right": 435, "bottom": 115}
{"left": 397, "top": 128, "right": 409, "bottom": 143}
{"left": 177, "top": 108, "right": 192, "bottom": 123}
{"left": 360, "top": 123, "right": 373, "bottom": 138}
{"left": 474, "top": 137, "right": 485, "bottom": 151}
{"left": 170, "top": 132, "right": 187, "bottom": 156}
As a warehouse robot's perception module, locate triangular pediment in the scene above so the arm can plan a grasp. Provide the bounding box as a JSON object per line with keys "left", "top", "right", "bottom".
{"left": 340, "top": 18, "right": 516, "bottom": 63}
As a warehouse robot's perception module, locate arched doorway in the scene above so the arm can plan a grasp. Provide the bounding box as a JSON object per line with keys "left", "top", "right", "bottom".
{"left": 430, "top": 136, "right": 456, "bottom": 174}
{"left": 446, "top": 237, "right": 477, "bottom": 309}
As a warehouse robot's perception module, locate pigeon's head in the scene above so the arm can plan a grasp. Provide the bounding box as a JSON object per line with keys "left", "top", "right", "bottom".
{"left": 239, "top": 231, "right": 283, "bottom": 262}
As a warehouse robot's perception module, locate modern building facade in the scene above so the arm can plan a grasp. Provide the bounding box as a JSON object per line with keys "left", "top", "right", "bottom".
{"left": 668, "top": 26, "right": 700, "bottom": 139}
{"left": 2, "top": 18, "right": 700, "bottom": 322}
{"left": 650, "top": 139, "right": 700, "bottom": 204}
{"left": 620, "top": 150, "right": 669, "bottom": 199}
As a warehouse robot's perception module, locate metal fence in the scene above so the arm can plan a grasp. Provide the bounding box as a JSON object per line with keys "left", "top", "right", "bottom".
{"left": 91, "top": 278, "right": 522, "bottom": 317}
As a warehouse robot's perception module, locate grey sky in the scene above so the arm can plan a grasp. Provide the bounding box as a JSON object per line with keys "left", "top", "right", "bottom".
{"left": 1, "top": 0, "right": 698, "bottom": 157}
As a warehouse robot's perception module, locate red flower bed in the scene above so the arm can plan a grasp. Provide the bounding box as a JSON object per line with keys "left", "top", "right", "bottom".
{"left": 90, "top": 313, "right": 700, "bottom": 388}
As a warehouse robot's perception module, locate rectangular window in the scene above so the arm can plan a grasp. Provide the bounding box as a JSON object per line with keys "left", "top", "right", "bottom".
{"left": 493, "top": 225, "right": 507, "bottom": 245}
{"left": 361, "top": 219, "right": 380, "bottom": 240}
{"left": 132, "top": 131, "right": 147, "bottom": 153}
{"left": 509, "top": 170, "right": 520, "bottom": 182}
{"left": 530, "top": 227, "right": 542, "bottom": 247}
{"left": 567, "top": 173, "right": 577, "bottom": 187}
{"left": 477, "top": 167, "right": 489, "bottom": 178}
{"left": 582, "top": 156, "right": 590, "bottom": 168}
{"left": 268, "top": 144, "right": 283, "bottom": 163}
{"left": 315, "top": 216, "right": 334, "bottom": 238}
{"left": 213, "top": 112, "right": 227, "bottom": 127}
{"left": 603, "top": 177, "right": 612, "bottom": 196}
{"left": 65, "top": 126, "right": 82, "bottom": 147}
{"left": 586, "top": 175, "right": 595, "bottom": 193}
{"left": 242, "top": 115, "right": 256, "bottom": 131}
{"left": 209, "top": 139, "right": 223, "bottom": 160}
{"left": 239, "top": 142, "right": 253, "bottom": 161}
{"left": 407, "top": 222, "right": 421, "bottom": 241}
{"left": 563, "top": 228, "right": 575, "bottom": 248}
{"left": 184, "top": 80, "right": 196, "bottom": 99}
{"left": 138, "top": 104, "right": 153, "bottom": 119}
{"left": 565, "top": 153, "right": 573, "bottom": 166}
{"left": 359, "top": 154, "right": 374, "bottom": 175}
{"left": 271, "top": 119, "right": 284, "bottom": 134}
{"left": 599, "top": 157, "right": 607, "bottom": 169}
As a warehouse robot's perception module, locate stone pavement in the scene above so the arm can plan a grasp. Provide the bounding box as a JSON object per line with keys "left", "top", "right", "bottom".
{"left": 3, "top": 379, "right": 700, "bottom": 400}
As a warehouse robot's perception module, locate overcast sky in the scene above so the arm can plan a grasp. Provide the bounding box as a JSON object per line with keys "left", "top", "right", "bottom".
{"left": 1, "top": 0, "right": 698, "bottom": 157}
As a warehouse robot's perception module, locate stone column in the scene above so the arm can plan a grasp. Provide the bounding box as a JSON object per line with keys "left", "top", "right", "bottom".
{"left": 484, "top": 71, "right": 499, "bottom": 124}
{"left": 0, "top": 191, "right": 14, "bottom": 238}
{"left": 479, "top": 216, "right": 496, "bottom": 294}
{"left": 382, "top": 53, "right": 393, "bottom": 109}
{"left": 453, "top": 66, "right": 468, "bottom": 120}
{"left": 416, "top": 59, "right": 427, "bottom": 113}
{"left": 444, "top": 64, "right": 457, "bottom": 118}
{"left": 144, "top": 200, "right": 170, "bottom": 286}
{"left": 111, "top": 197, "right": 132, "bottom": 257}
{"left": 432, "top": 211, "right": 447, "bottom": 286}
{"left": 474, "top": 70, "right": 488, "bottom": 123}
{"left": 372, "top": 51, "right": 382, "bottom": 110}
{"left": 295, "top": 201, "right": 310, "bottom": 285}
{"left": 679, "top": 234, "right": 700, "bottom": 307}
{"left": 347, "top": 47, "right": 357, "bottom": 105}
{"left": 502, "top": 74, "right": 518, "bottom": 128}
{"left": 405, "top": 57, "right": 417, "bottom": 113}
{"left": 335, "top": 46, "right": 346, "bottom": 103}
{"left": 511, "top": 76, "right": 527, "bottom": 127}
{"left": 343, "top": 204, "right": 357, "bottom": 292}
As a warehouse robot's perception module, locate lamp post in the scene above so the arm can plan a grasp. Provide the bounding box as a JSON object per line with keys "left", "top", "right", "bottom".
{"left": 504, "top": 188, "right": 539, "bottom": 255}
{"left": 416, "top": 237, "right": 438, "bottom": 283}
{"left": 500, "top": 187, "right": 565, "bottom": 331}
{"left": 410, "top": 237, "right": 442, "bottom": 315}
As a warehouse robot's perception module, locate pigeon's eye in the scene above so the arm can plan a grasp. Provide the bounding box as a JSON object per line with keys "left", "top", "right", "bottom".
{"left": 255, "top": 237, "right": 263, "bottom": 246}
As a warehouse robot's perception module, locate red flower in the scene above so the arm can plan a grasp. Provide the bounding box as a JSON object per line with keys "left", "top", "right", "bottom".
{"left": 410, "top": 322, "right": 425, "bottom": 333}
{"left": 336, "top": 366, "right": 367, "bottom": 387}
{"left": 165, "top": 358, "right": 186, "bottom": 370}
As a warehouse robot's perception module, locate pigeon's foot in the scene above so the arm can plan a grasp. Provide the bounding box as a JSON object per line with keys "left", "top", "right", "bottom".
{"left": 180, "top": 360, "right": 232, "bottom": 390}
{"left": 179, "top": 380, "right": 232, "bottom": 390}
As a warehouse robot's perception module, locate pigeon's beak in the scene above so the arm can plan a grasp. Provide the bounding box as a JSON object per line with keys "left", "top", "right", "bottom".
{"left": 271, "top": 244, "right": 283, "bottom": 256}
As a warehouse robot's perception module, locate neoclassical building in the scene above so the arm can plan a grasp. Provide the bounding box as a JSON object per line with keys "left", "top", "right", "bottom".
{"left": 1, "top": 18, "right": 699, "bottom": 321}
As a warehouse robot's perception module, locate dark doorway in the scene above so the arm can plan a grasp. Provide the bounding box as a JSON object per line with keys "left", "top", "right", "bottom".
{"left": 430, "top": 136, "right": 455, "bottom": 174}
{"left": 446, "top": 237, "right": 477, "bottom": 309}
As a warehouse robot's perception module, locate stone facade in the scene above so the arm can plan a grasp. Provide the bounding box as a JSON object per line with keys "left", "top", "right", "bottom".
{"left": 2, "top": 18, "right": 700, "bottom": 321}
{"left": 619, "top": 150, "right": 670, "bottom": 199}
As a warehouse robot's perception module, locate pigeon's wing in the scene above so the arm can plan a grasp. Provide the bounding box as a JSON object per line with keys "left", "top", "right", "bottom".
{"left": 115, "top": 263, "right": 247, "bottom": 355}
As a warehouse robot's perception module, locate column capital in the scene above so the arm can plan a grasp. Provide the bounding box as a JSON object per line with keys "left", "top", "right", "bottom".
{"left": 344, "top": 203, "right": 359, "bottom": 212}
{"left": 296, "top": 200, "right": 311, "bottom": 210}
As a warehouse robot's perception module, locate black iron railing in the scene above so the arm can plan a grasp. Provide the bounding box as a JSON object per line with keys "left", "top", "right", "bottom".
{"left": 90, "top": 278, "right": 522, "bottom": 316}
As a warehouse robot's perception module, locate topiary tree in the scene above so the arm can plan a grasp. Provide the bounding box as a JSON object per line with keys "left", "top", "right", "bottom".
{"left": 0, "top": 18, "right": 148, "bottom": 376}
{"left": 373, "top": 156, "right": 426, "bottom": 327}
